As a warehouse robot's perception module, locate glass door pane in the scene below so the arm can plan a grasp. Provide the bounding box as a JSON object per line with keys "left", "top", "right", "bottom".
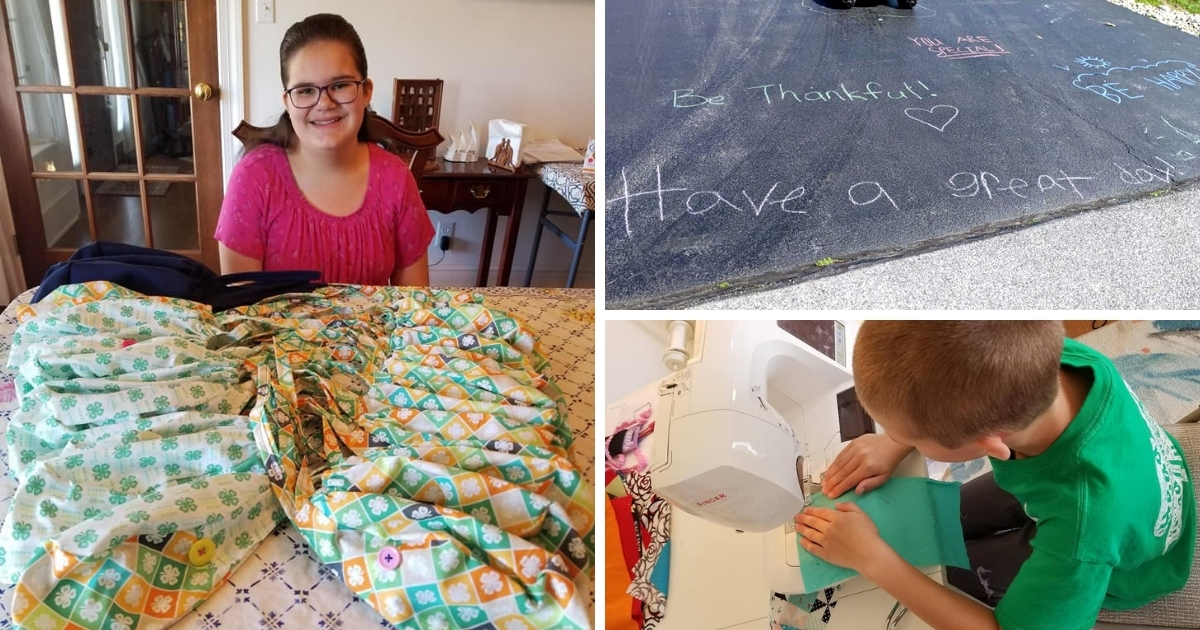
{"left": 149, "top": 181, "right": 196, "bottom": 249}
{"left": 140, "top": 95, "right": 194, "bottom": 173}
{"left": 22, "top": 92, "right": 82, "bottom": 173}
{"left": 131, "top": 0, "right": 188, "bottom": 89}
{"left": 78, "top": 94, "right": 136, "bottom": 173}
{"left": 36, "top": 179, "right": 89, "bottom": 248}
{"left": 93, "top": 179, "right": 148, "bottom": 247}
{"left": 68, "top": 0, "right": 133, "bottom": 87}
{"left": 5, "top": 0, "right": 70, "bottom": 86}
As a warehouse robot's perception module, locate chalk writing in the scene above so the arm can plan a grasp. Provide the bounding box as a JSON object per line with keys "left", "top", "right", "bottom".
{"left": 609, "top": 166, "right": 814, "bottom": 236}
{"left": 1162, "top": 117, "right": 1200, "bottom": 144}
{"left": 611, "top": 152, "right": 1191, "bottom": 238}
{"left": 608, "top": 167, "right": 904, "bottom": 236}
{"left": 848, "top": 182, "right": 900, "bottom": 212}
{"left": 910, "top": 35, "right": 1009, "bottom": 60}
{"left": 946, "top": 170, "right": 1094, "bottom": 201}
{"left": 669, "top": 81, "right": 937, "bottom": 109}
{"left": 904, "top": 105, "right": 960, "bottom": 132}
{"left": 672, "top": 90, "right": 726, "bottom": 108}
{"left": 1072, "top": 59, "right": 1199, "bottom": 104}
{"left": 612, "top": 166, "right": 687, "bottom": 236}
{"left": 1144, "top": 66, "right": 1200, "bottom": 91}
{"left": 685, "top": 183, "right": 808, "bottom": 217}
{"left": 745, "top": 81, "right": 934, "bottom": 104}
{"left": 1114, "top": 157, "right": 1177, "bottom": 185}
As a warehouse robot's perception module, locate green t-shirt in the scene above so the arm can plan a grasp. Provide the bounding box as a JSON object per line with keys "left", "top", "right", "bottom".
{"left": 990, "top": 338, "right": 1195, "bottom": 630}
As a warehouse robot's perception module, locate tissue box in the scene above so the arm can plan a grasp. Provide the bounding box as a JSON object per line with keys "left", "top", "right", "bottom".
{"left": 486, "top": 119, "right": 528, "bottom": 170}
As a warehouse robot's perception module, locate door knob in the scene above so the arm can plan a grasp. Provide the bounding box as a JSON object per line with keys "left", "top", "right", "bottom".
{"left": 193, "top": 82, "right": 216, "bottom": 101}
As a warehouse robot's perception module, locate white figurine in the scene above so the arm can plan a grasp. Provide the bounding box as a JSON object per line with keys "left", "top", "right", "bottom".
{"left": 444, "top": 134, "right": 462, "bottom": 162}
{"left": 466, "top": 123, "right": 479, "bottom": 161}
{"left": 444, "top": 123, "right": 480, "bottom": 162}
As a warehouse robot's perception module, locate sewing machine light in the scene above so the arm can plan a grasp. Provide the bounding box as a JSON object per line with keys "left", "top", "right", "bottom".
{"left": 662, "top": 320, "right": 693, "bottom": 371}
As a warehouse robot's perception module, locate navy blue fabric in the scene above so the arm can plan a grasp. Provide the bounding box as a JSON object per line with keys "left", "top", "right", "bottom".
{"left": 33, "top": 243, "right": 325, "bottom": 311}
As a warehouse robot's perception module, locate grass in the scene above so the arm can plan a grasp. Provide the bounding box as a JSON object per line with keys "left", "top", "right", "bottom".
{"left": 1136, "top": 0, "right": 1200, "bottom": 14}
{"left": 814, "top": 257, "right": 842, "bottom": 267}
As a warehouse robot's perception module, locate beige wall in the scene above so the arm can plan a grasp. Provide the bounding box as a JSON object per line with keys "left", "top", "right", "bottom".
{"left": 242, "top": 0, "right": 596, "bottom": 286}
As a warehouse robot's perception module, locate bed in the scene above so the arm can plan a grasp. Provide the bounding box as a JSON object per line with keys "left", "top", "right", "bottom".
{"left": 0, "top": 285, "right": 596, "bottom": 629}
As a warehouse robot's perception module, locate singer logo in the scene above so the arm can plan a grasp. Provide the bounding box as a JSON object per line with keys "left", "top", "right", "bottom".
{"left": 696, "top": 493, "right": 727, "bottom": 507}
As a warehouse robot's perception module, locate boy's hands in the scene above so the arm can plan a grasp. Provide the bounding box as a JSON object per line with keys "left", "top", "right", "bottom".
{"left": 795, "top": 503, "right": 889, "bottom": 573}
{"left": 821, "top": 433, "right": 915, "bottom": 499}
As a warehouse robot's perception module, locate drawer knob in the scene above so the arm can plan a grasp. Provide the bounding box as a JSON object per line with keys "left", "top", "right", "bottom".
{"left": 469, "top": 185, "right": 491, "bottom": 199}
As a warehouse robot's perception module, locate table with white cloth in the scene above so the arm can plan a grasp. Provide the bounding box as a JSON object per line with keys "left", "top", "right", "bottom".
{"left": 525, "top": 163, "right": 596, "bottom": 288}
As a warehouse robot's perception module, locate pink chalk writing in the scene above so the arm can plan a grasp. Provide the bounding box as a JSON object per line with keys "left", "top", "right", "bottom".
{"left": 910, "top": 35, "right": 1010, "bottom": 60}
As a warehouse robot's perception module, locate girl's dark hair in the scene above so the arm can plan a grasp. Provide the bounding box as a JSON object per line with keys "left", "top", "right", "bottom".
{"left": 241, "top": 14, "right": 372, "bottom": 152}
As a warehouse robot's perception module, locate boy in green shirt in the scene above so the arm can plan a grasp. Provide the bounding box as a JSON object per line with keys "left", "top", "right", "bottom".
{"left": 795, "top": 321, "right": 1195, "bottom": 630}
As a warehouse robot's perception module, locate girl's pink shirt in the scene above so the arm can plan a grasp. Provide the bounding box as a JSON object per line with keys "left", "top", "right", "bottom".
{"left": 214, "top": 143, "right": 433, "bottom": 285}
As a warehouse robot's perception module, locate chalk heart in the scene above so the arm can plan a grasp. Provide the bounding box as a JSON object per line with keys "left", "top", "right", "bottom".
{"left": 904, "top": 105, "right": 960, "bottom": 132}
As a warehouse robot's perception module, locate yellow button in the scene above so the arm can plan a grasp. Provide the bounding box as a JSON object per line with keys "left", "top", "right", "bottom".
{"left": 188, "top": 538, "right": 216, "bottom": 567}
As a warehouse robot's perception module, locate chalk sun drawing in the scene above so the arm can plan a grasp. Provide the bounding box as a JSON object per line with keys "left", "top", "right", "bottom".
{"left": 904, "top": 105, "right": 959, "bottom": 132}
{"left": 1074, "top": 56, "right": 1111, "bottom": 69}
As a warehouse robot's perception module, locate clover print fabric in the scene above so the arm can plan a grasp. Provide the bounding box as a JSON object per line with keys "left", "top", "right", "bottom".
{"left": 2, "top": 283, "right": 281, "bottom": 629}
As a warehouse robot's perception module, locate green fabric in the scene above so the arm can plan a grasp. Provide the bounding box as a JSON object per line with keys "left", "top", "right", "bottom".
{"left": 991, "top": 337, "right": 1196, "bottom": 630}
{"left": 0, "top": 289, "right": 283, "bottom": 628}
{"left": 796, "top": 477, "right": 969, "bottom": 593}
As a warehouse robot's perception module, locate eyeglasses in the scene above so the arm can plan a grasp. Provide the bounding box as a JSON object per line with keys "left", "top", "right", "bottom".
{"left": 284, "top": 79, "right": 368, "bottom": 109}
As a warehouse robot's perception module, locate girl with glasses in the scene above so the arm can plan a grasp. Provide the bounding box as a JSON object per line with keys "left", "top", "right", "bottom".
{"left": 215, "top": 13, "right": 432, "bottom": 286}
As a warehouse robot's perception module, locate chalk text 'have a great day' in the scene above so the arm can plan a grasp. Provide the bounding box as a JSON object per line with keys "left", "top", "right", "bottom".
{"left": 608, "top": 157, "right": 1185, "bottom": 238}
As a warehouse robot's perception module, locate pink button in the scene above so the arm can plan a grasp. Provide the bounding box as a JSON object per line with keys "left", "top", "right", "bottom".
{"left": 377, "top": 546, "right": 402, "bottom": 570}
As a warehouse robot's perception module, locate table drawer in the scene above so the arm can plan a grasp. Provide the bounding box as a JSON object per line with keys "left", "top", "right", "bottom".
{"left": 418, "top": 180, "right": 451, "bottom": 207}
{"left": 450, "top": 179, "right": 515, "bottom": 209}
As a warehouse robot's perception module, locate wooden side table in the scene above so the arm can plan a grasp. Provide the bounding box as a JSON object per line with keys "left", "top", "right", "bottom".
{"left": 420, "top": 159, "right": 535, "bottom": 286}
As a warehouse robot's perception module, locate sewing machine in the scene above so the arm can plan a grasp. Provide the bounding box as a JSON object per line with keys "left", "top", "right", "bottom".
{"left": 607, "top": 321, "right": 947, "bottom": 629}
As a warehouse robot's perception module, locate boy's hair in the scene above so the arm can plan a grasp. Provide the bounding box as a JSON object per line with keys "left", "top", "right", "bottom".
{"left": 854, "top": 321, "right": 1066, "bottom": 448}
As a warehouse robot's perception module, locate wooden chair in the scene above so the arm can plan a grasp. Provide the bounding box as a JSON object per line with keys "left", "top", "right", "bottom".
{"left": 232, "top": 112, "right": 443, "bottom": 180}
{"left": 391, "top": 79, "right": 444, "bottom": 133}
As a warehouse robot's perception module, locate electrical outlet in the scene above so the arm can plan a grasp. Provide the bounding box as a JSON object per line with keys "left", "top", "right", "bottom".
{"left": 436, "top": 221, "right": 455, "bottom": 252}
{"left": 256, "top": 0, "right": 275, "bottom": 24}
